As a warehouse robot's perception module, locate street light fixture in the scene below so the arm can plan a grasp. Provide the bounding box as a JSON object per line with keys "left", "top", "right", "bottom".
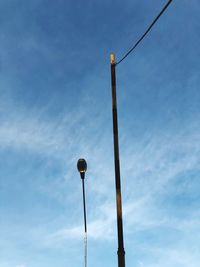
{"left": 77, "top": 158, "right": 87, "bottom": 179}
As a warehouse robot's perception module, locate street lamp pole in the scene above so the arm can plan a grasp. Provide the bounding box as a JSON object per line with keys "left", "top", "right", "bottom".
{"left": 110, "top": 53, "right": 126, "bottom": 267}
{"left": 77, "top": 158, "right": 88, "bottom": 267}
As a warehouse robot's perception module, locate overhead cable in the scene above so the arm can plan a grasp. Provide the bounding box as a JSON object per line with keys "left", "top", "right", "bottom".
{"left": 116, "top": 0, "right": 174, "bottom": 66}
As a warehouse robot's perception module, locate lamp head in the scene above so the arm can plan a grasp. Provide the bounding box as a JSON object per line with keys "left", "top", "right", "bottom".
{"left": 77, "top": 158, "right": 87, "bottom": 179}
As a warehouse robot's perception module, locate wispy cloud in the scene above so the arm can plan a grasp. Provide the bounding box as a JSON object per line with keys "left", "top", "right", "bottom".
{"left": 39, "top": 120, "right": 200, "bottom": 255}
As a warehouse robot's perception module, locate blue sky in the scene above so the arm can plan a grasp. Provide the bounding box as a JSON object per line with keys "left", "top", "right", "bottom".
{"left": 0, "top": 0, "right": 200, "bottom": 266}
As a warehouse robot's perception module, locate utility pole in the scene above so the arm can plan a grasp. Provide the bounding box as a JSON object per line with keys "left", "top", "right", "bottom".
{"left": 110, "top": 53, "right": 125, "bottom": 267}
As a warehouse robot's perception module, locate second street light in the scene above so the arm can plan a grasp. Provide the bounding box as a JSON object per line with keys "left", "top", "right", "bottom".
{"left": 77, "top": 158, "right": 88, "bottom": 267}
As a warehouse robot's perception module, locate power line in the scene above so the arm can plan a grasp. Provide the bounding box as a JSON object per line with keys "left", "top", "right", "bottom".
{"left": 116, "top": 0, "right": 174, "bottom": 66}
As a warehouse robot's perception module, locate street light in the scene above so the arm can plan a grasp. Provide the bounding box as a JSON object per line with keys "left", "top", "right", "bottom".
{"left": 77, "top": 158, "right": 88, "bottom": 267}
{"left": 109, "top": 3, "right": 173, "bottom": 266}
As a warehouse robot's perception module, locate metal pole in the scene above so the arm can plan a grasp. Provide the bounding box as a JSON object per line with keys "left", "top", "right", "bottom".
{"left": 77, "top": 159, "right": 88, "bottom": 267}
{"left": 110, "top": 53, "right": 125, "bottom": 267}
{"left": 82, "top": 178, "right": 87, "bottom": 267}
{"left": 82, "top": 178, "right": 87, "bottom": 233}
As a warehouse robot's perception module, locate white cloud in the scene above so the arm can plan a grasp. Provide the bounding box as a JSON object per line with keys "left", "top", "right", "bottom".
{"left": 0, "top": 95, "right": 199, "bottom": 267}
{"left": 42, "top": 121, "right": 200, "bottom": 249}
{"left": 4, "top": 120, "right": 199, "bottom": 265}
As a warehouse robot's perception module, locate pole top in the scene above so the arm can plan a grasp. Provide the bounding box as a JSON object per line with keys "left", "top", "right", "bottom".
{"left": 110, "top": 53, "right": 115, "bottom": 64}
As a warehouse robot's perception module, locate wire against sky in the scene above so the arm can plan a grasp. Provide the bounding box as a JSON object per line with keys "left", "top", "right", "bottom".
{"left": 116, "top": 0, "right": 174, "bottom": 66}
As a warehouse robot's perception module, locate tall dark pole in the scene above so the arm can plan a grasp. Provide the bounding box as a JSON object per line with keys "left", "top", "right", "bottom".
{"left": 110, "top": 53, "right": 125, "bottom": 267}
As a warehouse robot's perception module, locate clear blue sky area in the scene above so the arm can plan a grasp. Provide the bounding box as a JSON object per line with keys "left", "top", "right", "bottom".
{"left": 0, "top": 0, "right": 200, "bottom": 267}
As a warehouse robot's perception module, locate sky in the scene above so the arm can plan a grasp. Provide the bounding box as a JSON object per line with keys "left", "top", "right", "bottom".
{"left": 0, "top": 0, "right": 200, "bottom": 266}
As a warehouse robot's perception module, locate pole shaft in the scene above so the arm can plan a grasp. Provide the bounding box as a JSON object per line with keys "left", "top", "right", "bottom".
{"left": 82, "top": 179, "right": 87, "bottom": 233}
{"left": 81, "top": 178, "right": 87, "bottom": 267}
{"left": 110, "top": 54, "right": 125, "bottom": 267}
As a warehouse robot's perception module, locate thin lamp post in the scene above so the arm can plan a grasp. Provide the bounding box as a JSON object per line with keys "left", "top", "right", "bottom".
{"left": 110, "top": 53, "right": 125, "bottom": 267}
{"left": 77, "top": 158, "right": 88, "bottom": 267}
